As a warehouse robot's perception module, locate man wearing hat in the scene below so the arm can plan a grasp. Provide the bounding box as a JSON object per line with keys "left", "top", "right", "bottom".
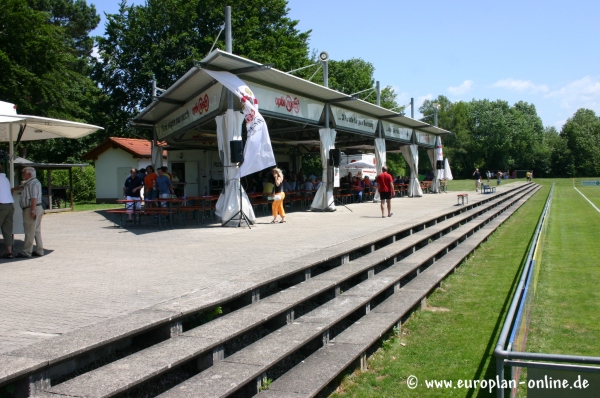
{"left": 13, "top": 166, "right": 44, "bottom": 257}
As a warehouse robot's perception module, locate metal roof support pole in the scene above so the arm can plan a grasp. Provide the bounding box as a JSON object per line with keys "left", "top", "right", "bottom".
{"left": 9, "top": 123, "right": 14, "bottom": 187}
{"left": 376, "top": 81, "right": 380, "bottom": 106}
{"left": 410, "top": 97, "right": 415, "bottom": 145}
{"left": 225, "top": 6, "right": 234, "bottom": 110}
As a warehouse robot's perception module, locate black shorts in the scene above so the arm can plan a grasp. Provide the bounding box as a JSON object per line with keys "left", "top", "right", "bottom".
{"left": 380, "top": 191, "right": 392, "bottom": 200}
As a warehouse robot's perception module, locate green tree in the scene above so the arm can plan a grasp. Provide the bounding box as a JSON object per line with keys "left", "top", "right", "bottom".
{"left": 94, "top": 0, "right": 312, "bottom": 139}
{"left": 0, "top": 0, "right": 101, "bottom": 163}
{"left": 27, "top": 0, "right": 100, "bottom": 58}
{"left": 559, "top": 108, "right": 600, "bottom": 176}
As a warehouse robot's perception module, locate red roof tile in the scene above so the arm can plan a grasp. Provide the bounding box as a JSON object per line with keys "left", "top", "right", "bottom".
{"left": 83, "top": 137, "right": 166, "bottom": 160}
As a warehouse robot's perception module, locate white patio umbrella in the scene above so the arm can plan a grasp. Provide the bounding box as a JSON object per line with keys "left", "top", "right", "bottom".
{"left": 0, "top": 101, "right": 103, "bottom": 186}
{"left": 342, "top": 160, "right": 377, "bottom": 169}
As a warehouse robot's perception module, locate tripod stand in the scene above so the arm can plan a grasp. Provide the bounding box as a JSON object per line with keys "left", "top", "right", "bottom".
{"left": 223, "top": 178, "right": 252, "bottom": 228}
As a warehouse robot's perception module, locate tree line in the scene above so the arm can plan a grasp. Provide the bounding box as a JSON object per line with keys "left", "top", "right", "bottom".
{"left": 1, "top": 0, "right": 598, "bottom": 178}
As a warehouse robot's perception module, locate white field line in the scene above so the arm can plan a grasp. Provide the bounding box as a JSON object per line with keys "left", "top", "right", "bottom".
{"left": 574, "top": 187, "right": 600, "bottom": 214}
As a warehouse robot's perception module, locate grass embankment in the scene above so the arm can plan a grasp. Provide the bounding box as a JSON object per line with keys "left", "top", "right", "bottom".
{"left": 526, "top": 181, "right": 600, "bottom": 357}
{"left": 72, "top": 202, "right": 121, "bottom": 212}
{"left": 332, "top": 185, "right": 549, "bottom": 397}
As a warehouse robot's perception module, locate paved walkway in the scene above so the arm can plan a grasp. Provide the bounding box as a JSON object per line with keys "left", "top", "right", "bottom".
{"left": 0, "top": 184, "right": 524, "bottom": 353}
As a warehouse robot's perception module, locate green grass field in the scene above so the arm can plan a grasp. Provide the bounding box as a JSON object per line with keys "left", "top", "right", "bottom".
{"left": 527, "top": 180, "right": 600, "bottom": 357}
{"left": 332, "top": 184, "right": 549, "bottom": 397}
{"left": 72, "top": 202, "right": 121, "bottom": 212}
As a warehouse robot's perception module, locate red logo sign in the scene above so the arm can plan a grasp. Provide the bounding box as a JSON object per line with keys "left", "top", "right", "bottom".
{"left": 275, "top": 95, "right": 300, "bottom": 114}
{"left": 192, "top": 94, "right": 210, "bottom": 116}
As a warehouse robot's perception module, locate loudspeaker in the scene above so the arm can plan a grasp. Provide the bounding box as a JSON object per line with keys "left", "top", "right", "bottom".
{"left": 329, "top": 148, "right": 341, "bottom": 167}
{"left": 436, "top": 160, "right": 444, "bottom": 170}
{"left": 230, "top": 140, "right": 244, "bottom": 163}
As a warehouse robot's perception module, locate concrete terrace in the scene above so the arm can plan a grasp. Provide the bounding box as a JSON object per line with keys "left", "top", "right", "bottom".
{"left": 0, "top": 183, "right": 523, "bottom": 354}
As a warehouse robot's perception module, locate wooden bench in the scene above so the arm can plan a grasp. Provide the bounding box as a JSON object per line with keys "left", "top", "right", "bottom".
{"left": 141, "top": 208, "right": 174, "bottom": 228}
{"left": 457, "top": 193, "right": 468, "bottom": 205}
{"left": 106, "top": 209, "right": 135, "bottom": 228}
{"left": 482, "top": 185, "right": 496, "bottom": 194}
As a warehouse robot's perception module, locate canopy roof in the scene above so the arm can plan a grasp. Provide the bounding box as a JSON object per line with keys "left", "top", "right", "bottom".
{"left": 0, "top": 101, "right": 103, "bottom": 141}
{"left": 133, "top": 50, "right": 451, "bottom": 152}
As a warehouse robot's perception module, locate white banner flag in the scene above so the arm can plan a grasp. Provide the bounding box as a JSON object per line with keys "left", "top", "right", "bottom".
{"left": 203, "top": 70, "right": 276, "bottom": 177}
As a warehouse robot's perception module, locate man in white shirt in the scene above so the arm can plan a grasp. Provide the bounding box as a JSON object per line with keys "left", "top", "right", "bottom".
{"left": 0, "top": 165, "right": 14, "bottom": 259}
{"left": 13, "top": 167, "right": 44, "bottom": 257}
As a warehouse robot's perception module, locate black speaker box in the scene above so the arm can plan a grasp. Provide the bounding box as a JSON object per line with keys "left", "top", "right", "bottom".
{"left": 329, "top": 148, "right": 341, "bottom": 167}
{"left": 230, "top": 140, "right": 244, "bottom": 163}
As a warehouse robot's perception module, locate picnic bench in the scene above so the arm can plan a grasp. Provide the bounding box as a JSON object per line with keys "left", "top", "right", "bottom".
{"left": 482, "top": 185, "right": 496, "bottom": 194}
{"left": 457, "top": 193, "right": 468, "bottom": 205}
{"left": 107, "top": 208, "right": 174, "bottom": 229}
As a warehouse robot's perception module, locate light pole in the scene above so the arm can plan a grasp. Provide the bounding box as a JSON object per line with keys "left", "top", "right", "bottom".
{"left": 432, "top": 102, "right": 440, "bottom": 127}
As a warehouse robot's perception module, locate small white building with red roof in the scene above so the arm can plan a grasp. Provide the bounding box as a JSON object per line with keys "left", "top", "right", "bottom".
{"left": 83, "top": 137, "right": 166, "bottom": 202}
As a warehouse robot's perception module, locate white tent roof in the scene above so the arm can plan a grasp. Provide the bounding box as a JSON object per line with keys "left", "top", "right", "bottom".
{"left": 0, "top": 100, "right": 103, "bottom": 186}
{"left": 133, "top": 50, "right": 452, "bottom": 137}
{"left": 0, "top": 102, "right": 103, "bottom": 141}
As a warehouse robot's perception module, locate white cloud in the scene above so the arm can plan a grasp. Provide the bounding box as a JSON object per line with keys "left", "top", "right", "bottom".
{"left": 546, "top": 76, "right": 600, "bottom": 110}
{"left": 448, "top": 80, "right": 473, "bottom": 95}
{"left": 492, "top": 79, "right": 549, "bottom": 93}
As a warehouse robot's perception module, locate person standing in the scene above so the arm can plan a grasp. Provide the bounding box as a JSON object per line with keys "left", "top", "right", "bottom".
{"left": 473, "top": 168, "right": 481, "bottom": 192}
{"left": 0, "top": 165, "right": 14, "bottom": 258}
{"left": 123, "top": 168, "right": 143, "bottom": 222}
{"left": 271, "top": 168, "right": 286, "bottom": 223}
{"left": 13, "top": 167, "right": 43, "bottom": 257}
{"left": 375, "top": 166, "right": 394, "bottom": 218}
{"left": 497, "top": 170, "right": 503, "bottom": 186}
{"left": 156, "top": 167, "right": 174, "bottom": 207}
{"left": 144, "top": 165, "right": 158, "bottom": 207}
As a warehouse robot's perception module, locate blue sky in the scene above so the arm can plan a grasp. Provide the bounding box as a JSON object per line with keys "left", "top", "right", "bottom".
{"left": 90, "top": 0, "right": 600, "bottom": 129}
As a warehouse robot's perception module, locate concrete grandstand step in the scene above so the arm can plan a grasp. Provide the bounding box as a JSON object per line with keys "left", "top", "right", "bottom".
{"left": 42, "top": 185, "right": 537, "bottom": 398}
{"left": 153, "top": 188, "right": 539, "bottom": 397}
{"left": 255, "top": 186, "right": 541, "bottom": 397}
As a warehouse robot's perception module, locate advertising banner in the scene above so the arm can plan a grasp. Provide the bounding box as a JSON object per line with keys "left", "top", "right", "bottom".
{"left": 331, "top": 106, "right": 377, "bottom": 135}
{"left": 247, "top": 83, "right": 324, "bottom": 122}
{"left": 382, "top": 121, "right": 412, "bottom": 142}
{"left": 156, "top": 84, "right": 222, "bottom": 140}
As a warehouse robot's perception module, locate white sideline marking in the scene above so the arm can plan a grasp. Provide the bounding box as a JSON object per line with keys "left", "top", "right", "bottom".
{"left": 574, "top": 187, "right": 600, "bottom": 214}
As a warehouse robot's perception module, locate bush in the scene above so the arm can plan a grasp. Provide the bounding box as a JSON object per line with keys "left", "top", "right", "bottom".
{"left": 39, "top": 166, "right": 96, "bottom": 202}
